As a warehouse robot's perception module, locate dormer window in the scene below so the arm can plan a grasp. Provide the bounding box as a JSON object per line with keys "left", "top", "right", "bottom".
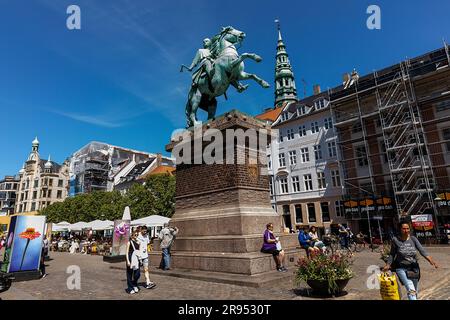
{"left": 281, "top": 112, "right": 289, "bottom": 122}
{"left": 314, "top": 98, "right": 328, "bottom": 110}
{"left": 297, "top": 105, "right": 307, "bottom": 116}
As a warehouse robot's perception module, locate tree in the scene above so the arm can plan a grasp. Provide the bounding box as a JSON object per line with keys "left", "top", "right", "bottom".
{"left": 40, "top": 173, "right": 176, "bottom": 222}
{"left": 144, "top": 174, "right": 176, "bottom": 218}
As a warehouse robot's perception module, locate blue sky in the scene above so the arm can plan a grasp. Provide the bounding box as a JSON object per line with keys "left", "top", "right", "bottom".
{"left": 1, "top": 0, "right": 450, "bottom": 177}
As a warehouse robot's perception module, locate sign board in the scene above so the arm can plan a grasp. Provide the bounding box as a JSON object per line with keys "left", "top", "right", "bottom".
{"left": 411, "top": 214, "right": 435, "bottom": 240}
{"left": 1, "top": 215, "right": 46, "bottom": 273}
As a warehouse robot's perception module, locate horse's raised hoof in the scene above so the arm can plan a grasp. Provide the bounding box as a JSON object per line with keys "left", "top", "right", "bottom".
{"left": 254, "top": 55, "right": 263, "bottom": 62}
{"left": 261, "top": 81, "right": 270, "bottom": 88}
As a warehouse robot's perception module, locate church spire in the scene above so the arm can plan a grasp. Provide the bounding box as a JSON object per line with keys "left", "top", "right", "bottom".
{"left": 274, "top": 20, "right": 297, "bottom": 107}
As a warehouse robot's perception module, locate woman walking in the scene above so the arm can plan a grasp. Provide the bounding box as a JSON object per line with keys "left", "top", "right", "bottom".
{"left": 125, "top": 231, "right": 141, "bottom": 295}
{"left": 383, "top": 222, "right": 439, "bottom": 300}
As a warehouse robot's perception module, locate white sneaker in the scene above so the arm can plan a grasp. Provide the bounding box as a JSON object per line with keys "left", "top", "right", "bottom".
{"left": 133, "top": 287, "right": 139, "bottom": 292}
{"left": 128, "top": 289, "right": 136, "bottom": 295}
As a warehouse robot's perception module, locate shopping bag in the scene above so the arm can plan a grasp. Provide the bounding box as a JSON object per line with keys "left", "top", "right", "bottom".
{"left": 378, "top": 272, "right": 400, "bottom": 300}
{"left": 276, "top": 241, "right": 282, "bottom": 251}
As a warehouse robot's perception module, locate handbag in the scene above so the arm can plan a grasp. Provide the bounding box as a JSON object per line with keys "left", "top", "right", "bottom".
{"left": 406, "top": 263, "right": 421, "bottom": 279}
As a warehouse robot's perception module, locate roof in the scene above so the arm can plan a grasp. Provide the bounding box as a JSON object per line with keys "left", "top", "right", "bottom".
{"left": 39, "top": 159, "right": 63, "bottom": 174}
{"left": 148, "top": 165, "right": 175, "bottom": 176}
{"left": 255, "top": 106, "right": 283, "bottom": 123}
{"left": 272, "top": 92, "right": 330, "bottom": 128}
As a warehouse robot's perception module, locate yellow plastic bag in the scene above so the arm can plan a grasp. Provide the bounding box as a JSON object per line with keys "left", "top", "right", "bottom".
{"left": 378, "top": 272, "right": 400, "bottom": 300}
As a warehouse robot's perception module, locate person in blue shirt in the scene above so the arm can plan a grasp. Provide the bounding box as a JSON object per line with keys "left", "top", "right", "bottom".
{"left": 298, "top": 226, "right": 320, "bottom": 255}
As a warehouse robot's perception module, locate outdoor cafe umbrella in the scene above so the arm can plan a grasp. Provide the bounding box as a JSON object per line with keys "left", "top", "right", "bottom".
{"left": 87, "top": 220, "right": 114, "bottom": 231}
{"left": 68, "top": 221, "right": 88, "bottom": 232}
{"left": 131, "top": 215, "right": 170, "bottom": 227}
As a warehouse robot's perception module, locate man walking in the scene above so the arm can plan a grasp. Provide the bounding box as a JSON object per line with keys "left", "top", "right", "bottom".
{"left": 158, "top": 223, "right": 179, "bottom": 270}
{"left": 137, "top": 226, "right": 156, "bottom": 289}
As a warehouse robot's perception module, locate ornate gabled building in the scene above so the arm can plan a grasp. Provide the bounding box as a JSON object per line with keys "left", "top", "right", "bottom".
{"left": 274, "top": 22, "right": 298, "bottom": 107}
{"left": 15, "top": 137, "right": 70, "bottom": 213}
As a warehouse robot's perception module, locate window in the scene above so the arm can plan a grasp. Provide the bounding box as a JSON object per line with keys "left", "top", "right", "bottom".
{"left": 269, "top": 178, "right": 273, "bottom": 195}
{"left": 25, "top": 191, "right": 28, "bottom": 200}
{"left": 307, "top": 203, "right": 316, "bottom": 222}
{"left": 287, "top": 128, "right": 295, "bottom": 140}
{"left": 331, "top": 170, "right": 341, "bottom": 187}
{"left": 47, "top": 190, "right": 52, "bottom": 198}
{"left": 289, "top": 151, "right": 297, "bottom": 165}
{"left": 48, "top": 179, "right": 53, "bottom": 187}
{"left": 281, "top": 112, "right": 289, "bottom": 121}
{"left": 335, "top": 200, "right": 345, "bottom": 217}
{"left": 20, "top": 193, "right": 24, "bottom": 201}
{"left": 317, "top": 172, "right": 326, "bottom": 189}
{"left": 295, "top": 204, "right": 303, "bottom": 223}
{"left": 57, "top": 190, "right": 62, "bottom": 199}
{"left": 304, "top": 174, "right": 313, "bottom": 191}
{"left": 324, "top": 117, "right": 333, "bottom": 130}
{"left": 328, "top": 141, "right": 337, "bottom": 157}
{"left": 5, "top": 183, "right": 11, "bottom": 190}
{"left": 31, "top": 202, "right": 36, "bottom": 212}
{"left": 41, "top": 190, "right": 46, "bottom": 198}
{"left": 297, "top": 105, "right": 306, "bottom": 116}
{"left": 58, "top": 179, "right": 63, "bottom": 187}
{"left": 356, "top": 145, "right": 369, "bottom": 166}
{"left": 315, "top": 99, "right": 327, "bottom": 109}
{"left": 26, "top": 179, "right": 30, "bottom": 189}
{"left": 279, "top": 130, "right": 283, "bottom": 142}
{"left": 435, "top": 99, "right": 450, "bottom": 112}
{"left": 280, "top": 178, "right": 289, "bottom": 194}
{"left": 314, "top": 145, "right": 322, "bottom": 160}
{"left": 34, "top": 179, "right": 38, "bottom": 188}
{"left": 267, "top": 156, "right": 272, "bottom": 169}
{"left": 443, "top": 128, "right": 450, "bottom": 152}
{"left": 278, "top": 153, "right": 286, "bottom": 167}
{"left": 32, "top": 191, "right": 37, "bottom": 200}
{"left": 311, "top": 121, "right": 320, "bottom": 134}
{"left": 299, "top": 125, "right": 307, "bottom": 137}
{"left": 321, "top": 202, "right": 331, "bottom": 222}
{"left": 300, "top": 147, "right": 310, "bottom": 162}
{"left": 292, "top": 176, "right": 301, "bottom": 192}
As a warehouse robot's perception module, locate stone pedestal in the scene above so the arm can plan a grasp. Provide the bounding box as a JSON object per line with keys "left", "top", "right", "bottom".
{"left": 149, "top": 110, "right": 299, "bottom": 276}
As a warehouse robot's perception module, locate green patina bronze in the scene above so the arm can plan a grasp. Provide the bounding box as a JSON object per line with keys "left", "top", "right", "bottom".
{"left": 181, "top": 26, "right": 270, "bottom": 128}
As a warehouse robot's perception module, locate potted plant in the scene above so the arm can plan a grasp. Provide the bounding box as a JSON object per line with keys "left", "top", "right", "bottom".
{"left": 294, "top": 251, "right": 354, "bottom": 296}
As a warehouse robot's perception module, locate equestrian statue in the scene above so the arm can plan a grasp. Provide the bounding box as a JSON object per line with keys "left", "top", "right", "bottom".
{"left": 180, "top": 26, "right": 270, "bottom": 128}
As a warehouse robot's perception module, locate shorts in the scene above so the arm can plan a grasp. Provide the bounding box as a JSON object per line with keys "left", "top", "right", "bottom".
{"left": 301, "top": 244, "right": 311, "bottom": 250}
{"left": 141, "top": 258, "right": 149, "bottom": 268}
{"left": 261, "top": 248, "right": 281, "bottom": 257}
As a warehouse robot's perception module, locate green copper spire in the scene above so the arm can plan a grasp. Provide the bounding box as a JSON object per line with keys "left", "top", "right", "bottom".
{"left": 274, "top": 20, "right": 297, "bottom": 107}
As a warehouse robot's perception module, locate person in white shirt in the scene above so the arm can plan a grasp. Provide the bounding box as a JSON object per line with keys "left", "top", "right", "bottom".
{"left": 137, "top": 226, "right": 156, "bottom": 289}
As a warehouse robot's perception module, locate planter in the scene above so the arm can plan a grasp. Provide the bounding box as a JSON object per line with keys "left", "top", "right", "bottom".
{"left": 306, "top": 278, "right": 351, "bottom": 296}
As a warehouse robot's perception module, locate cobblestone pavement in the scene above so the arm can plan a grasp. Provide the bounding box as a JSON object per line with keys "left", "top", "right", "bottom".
{"left": 1, "top": 247, "right": 449, "bottom": 300}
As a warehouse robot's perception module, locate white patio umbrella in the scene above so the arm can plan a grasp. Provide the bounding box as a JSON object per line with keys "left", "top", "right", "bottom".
{"left": 87, "top": 220, "right": 114, "bottom": 231}
{"left": 131, "top": 215, "right": 170, "bottom": 227}
{"left": 69, "top": 221, "right": 88, "bottom": 232}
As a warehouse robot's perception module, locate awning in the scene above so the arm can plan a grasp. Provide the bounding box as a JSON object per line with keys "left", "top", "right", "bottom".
{"left": 131, "top": 215, "right": 170, "bottom": 227}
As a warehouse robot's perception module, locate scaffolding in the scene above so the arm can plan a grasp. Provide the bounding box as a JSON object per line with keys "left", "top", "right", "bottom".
{"left": 329, "top": 47, "right": 449, "bottom": 234}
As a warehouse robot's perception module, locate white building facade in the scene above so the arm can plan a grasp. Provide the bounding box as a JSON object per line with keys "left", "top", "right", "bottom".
{"left": 268, "top": 94, "right": 347, "bottom": 234}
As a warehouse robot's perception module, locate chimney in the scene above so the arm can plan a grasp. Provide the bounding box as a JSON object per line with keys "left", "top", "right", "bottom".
{"left": 156, "top": 153, "right": 162, "bottom": 166}
{"left": 313, "top": 84, "right": 321, "bottom": 95}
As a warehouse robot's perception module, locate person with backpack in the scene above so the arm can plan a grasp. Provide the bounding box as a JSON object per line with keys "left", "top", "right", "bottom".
{"left": 383, "top": 222, "right": 439, "bottom": 300}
